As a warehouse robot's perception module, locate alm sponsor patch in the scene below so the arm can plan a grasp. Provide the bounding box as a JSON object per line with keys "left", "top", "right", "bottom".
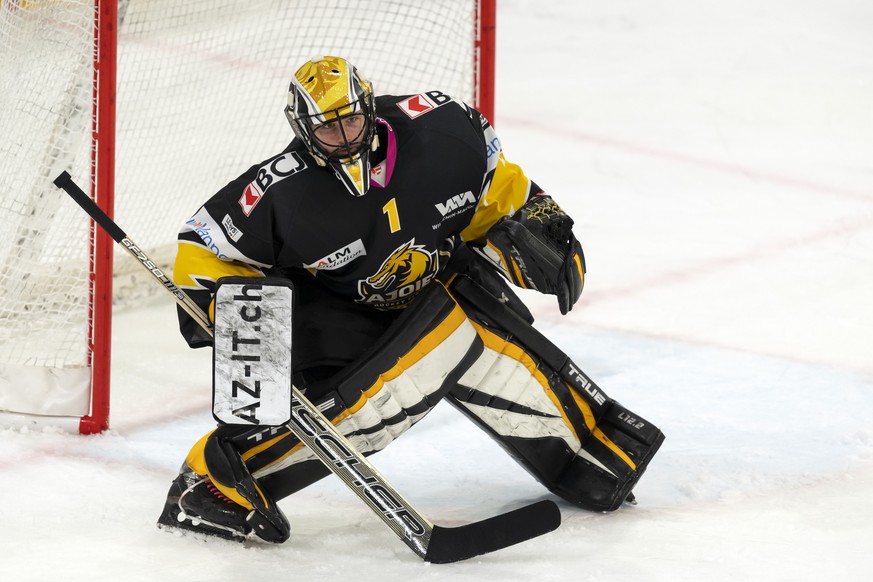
{"left": 305, "top": 239, "right": 366, "bottom": 271}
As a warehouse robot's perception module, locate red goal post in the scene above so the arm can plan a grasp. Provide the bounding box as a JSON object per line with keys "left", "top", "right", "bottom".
{"left": 0, "top": 0, "right": 496, "bottom": 434}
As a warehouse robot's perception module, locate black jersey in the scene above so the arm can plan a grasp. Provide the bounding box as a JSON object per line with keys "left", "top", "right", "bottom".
{"left": 174, "top": 92, "right": 541, "bottom": 346}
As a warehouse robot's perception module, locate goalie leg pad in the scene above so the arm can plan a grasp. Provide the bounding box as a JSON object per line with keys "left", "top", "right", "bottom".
{"left": 449, "top": 274, "right": 664, "bottom": 512}
{"left": 202, "top": 428, "right": 291, "bottom": 542}
{"left": 156, "top": 464, "right": 253, "bottom": 542}
{"left": 184, "top": 282, "right": 482, "bottom": 501}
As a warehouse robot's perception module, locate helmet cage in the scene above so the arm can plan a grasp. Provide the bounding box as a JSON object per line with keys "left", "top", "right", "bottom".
{"left": 284, "top": 59, "right": 377, "bottom": 197}
{"left": 285, "top": 91, "right": 376, "bottom": 165}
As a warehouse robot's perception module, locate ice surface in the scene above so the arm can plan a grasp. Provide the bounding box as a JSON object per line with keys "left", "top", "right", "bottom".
{"left": 2, "top": 0, "right": 872, "bottom": 580}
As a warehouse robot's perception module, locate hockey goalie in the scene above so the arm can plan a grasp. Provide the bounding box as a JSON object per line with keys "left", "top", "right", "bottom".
{"left": 156, "top": 56, "right": 665, "bottom": 544}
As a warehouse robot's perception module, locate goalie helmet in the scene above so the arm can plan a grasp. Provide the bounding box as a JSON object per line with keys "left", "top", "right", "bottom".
{"left": 285, "top": 56, "right": 377, "bottom": 197}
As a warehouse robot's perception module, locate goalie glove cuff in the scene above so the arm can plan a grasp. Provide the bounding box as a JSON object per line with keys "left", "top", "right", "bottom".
{"left": 480, "top": 195, "right": 585, "bottom": 314}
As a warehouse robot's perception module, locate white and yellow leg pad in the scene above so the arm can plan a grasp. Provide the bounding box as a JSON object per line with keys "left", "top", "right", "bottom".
{"left": 195, "top": 282, "right": 482, "bottom": 496}
{"left": 448, "top": 274, "right": 665, "bottom": 512}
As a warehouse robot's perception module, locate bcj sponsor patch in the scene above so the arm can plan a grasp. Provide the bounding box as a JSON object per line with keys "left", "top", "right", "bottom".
{"left": 396, "top": 90, "right": 452, "bottom": 119}
{"left": 239, "top": 151, "right": 306, "bottom": 216}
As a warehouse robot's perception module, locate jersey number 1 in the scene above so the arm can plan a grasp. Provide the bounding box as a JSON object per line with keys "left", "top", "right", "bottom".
{"left": 382, "top": 198, "right": 401, "bottom": 233}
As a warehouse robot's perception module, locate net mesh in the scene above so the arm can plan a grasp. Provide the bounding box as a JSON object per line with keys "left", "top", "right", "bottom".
{"left": 0, "top": 0, "right": 94, "bottom": 370}
{"left": 0, "top": 0, "right": 479, "bottom": 410}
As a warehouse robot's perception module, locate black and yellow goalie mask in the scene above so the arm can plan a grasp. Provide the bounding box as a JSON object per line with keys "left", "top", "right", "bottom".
{"left": 285, "top": 56, "right": 377, "bottom": 197}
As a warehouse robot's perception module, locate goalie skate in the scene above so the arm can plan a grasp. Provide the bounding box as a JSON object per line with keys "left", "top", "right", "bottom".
{"left": 156, "top": 469, "right": 255, "bottom": 542}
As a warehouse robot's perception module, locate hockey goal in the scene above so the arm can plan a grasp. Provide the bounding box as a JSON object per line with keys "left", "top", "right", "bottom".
{"left": 0, "top": 0, "right": 496, "bottom": 433}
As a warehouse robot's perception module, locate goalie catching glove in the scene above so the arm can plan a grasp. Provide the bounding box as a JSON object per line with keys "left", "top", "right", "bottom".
{"left": 479, "top": 195, "right": 585, "bottom": 314}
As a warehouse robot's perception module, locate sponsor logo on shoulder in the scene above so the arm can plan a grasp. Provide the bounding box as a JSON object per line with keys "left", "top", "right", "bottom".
{"left": 397, "top": 90, "right": 452, "bottom": 119}
{"left": 239, "top": 151, "right": 307, "bottom": 216}
{"left": 485, "top": 136, "right": 501, "bottom": 159}
{"left": 305, "top": 239, "right": 367, "bottom": 271}
{"left": 186, "top": 218, "right": 228, "bottom": 259}
{"left": 432, "top": 190, "right": 477, "bottom": 230}
{"left": 435, "top": 190, "right": 476, "bottom": 217}
{"left": 221, "top": 214, "right": 243, "bottom": 242}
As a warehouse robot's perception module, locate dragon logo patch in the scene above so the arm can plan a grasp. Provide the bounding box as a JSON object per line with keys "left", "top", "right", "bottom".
{"left": 357, "top": 239, "right": 438, "bottom": 309}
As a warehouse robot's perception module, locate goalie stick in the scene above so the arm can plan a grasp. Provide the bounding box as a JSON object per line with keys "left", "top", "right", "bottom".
{"left": 54, "top": 171, "right": 561, "bottom": 563}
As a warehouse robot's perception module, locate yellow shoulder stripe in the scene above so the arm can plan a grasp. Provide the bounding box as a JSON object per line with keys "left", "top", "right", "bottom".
{"left": 461, "top": 152, "right": 533, "bottom": 243}
{"left": 173, "top": 241, "right": 264, "bottom": 288}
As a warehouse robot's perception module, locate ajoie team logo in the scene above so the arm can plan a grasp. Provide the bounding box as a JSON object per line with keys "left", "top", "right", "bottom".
{"left": 305, "top": 239, "right": 367, "bottom": 271}
{"left": 358, "top": 239, "right": 438, "bottom": 309}
{"left": 239, "top": 151, "right": 307, "bottom": 216}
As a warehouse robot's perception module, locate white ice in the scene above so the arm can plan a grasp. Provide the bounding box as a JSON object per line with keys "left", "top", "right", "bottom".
{"left": 2, "top": 0, "right": 872, "bottom": 580}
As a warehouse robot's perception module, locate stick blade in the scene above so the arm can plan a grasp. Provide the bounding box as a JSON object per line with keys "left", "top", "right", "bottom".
{"left": 423, "top": 500, "right": 561, "bottom": 564}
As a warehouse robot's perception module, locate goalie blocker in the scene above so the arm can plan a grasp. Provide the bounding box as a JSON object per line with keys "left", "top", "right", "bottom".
{"left": 184, "top": 266, "right": 662, "bottom": 524}
{"left": 166, "top": 279, "right": 483, "bottom": 542}
{"left": 212, "top": 277, "right": 295, "bottom": 426}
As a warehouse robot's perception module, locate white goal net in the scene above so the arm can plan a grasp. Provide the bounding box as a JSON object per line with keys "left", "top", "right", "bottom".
{"left": 0, "top": 0, "right": 491, "bottom": 430}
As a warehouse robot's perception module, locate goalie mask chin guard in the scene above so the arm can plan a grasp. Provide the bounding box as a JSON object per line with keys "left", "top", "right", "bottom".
{"left": 285, "top": 56, "right": 377, "bottom": 197}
